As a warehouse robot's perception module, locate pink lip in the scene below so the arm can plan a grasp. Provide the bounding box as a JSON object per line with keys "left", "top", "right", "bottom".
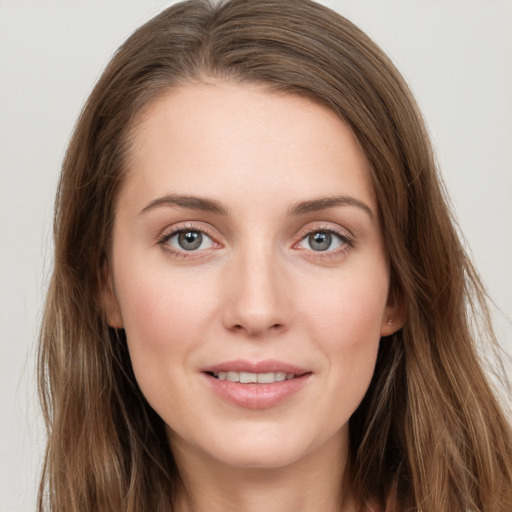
{"left": 201, "top": 359, "right": 312, "bottom": 409}
{"left": 202, "top": 359, "right": 310, "bottom": 375}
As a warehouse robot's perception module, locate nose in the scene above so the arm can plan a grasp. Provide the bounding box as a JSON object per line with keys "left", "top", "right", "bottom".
{"left": 221, "top": 245, "right": 291, "bottom": 338}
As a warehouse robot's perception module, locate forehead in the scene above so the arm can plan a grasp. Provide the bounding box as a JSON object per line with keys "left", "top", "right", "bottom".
{"left": 122, "top": 81, "right": 376, "bottom": 212}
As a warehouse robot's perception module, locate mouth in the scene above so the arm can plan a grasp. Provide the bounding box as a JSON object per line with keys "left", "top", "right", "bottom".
{"left": 206, "top": 371, "right": 306, "bottom": 383}
{"left": 201, "top": 360, "right": 312, "bottom": 408}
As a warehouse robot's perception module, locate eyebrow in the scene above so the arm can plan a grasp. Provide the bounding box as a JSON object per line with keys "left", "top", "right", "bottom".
{"left": 139, "top": 194, "right": 228, "bottom": 216}
{"left": 139, "top": 193, "right": 374, "bottom": 219}
{"left": 288, "top": 195, "right": 374, "bottom": 218}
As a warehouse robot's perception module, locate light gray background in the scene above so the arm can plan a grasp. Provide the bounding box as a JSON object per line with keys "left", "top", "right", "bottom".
{"left": 1, "top": 1, "right": 511, "bottom": 510}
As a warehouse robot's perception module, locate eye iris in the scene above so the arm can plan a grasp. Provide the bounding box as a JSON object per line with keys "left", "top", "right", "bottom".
{"left": 309, "top": 232, "right": 331, "bottom": 251}
{"left": 178, "top": 231, "right": 202, "bottom": 250}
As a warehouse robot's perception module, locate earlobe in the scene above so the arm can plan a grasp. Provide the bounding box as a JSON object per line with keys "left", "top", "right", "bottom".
{"left": 380, "top": 288, "right": 406, "bottom": 337}
{"left": 101, "top": 262, "right": 124, "bottom": 329}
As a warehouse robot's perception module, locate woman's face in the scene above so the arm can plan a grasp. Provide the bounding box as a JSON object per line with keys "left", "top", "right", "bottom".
{"left": 105, "top": 82, "right": 402, "bottom": 471}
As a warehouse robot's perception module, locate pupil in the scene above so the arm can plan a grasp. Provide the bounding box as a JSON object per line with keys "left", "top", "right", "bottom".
{"left": 309, "top": 232, "right": 331, "bottom": 251}
{"left": 178, "top": 231, "right": 202, "bottom": 250}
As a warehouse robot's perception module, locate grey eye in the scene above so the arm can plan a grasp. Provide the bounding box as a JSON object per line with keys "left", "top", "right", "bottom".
{"left": 308, "top": 232, "right": 332, "bottom": 251}
{"left": 298, "top": 230, "right": 345, "bottom": 252}
{"left": 178, "top": 231, "right": 203, "bottom": 250}
{"left": 166, "top": 230, "right": 214, "bottom": 251}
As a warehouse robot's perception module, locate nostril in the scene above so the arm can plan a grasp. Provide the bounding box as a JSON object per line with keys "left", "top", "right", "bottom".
{"left": 228, "top": 322, "right": 285, "bottom": 337}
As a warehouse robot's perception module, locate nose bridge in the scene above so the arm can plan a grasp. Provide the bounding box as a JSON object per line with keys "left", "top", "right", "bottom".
{"left": 222, "top": 238, "right": 289, "bottom": 336}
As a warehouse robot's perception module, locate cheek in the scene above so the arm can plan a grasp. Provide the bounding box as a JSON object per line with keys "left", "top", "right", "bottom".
{"left": 302, "top": 269, "right": 388, "bottom": 347}
{"left": 114, "top": 263, "right": 217, "bottom": 374}
{"left": 299, "top": 270, "right": 387, "bottom": 409}
{"left": 113, "top": 264, "right": 222, "bottom": 427}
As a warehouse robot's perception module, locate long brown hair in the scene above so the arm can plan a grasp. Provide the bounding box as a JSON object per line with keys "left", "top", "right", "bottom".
{"left": 38, "top": 1, "right": 512, "bottom": 510}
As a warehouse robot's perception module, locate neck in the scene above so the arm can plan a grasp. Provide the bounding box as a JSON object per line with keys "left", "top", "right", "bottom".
{"left": 171, "top": 433, "right": 356, "bottom": 512}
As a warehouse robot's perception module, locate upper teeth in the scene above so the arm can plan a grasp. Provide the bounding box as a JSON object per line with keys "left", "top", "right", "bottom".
{"left": 213, "top": 371, "right": 296, "bottom": 383}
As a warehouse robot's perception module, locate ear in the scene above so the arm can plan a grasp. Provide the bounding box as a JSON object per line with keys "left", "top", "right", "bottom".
{"left": 380, "top": 287, "right": 406, "bottom": 337}
{"left": 101, "top": 261, "right": 124, "bottom": 329}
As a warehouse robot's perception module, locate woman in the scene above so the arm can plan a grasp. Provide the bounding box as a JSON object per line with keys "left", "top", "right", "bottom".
{"left": 37, "top": 1, "right": 512, "bottom": 511}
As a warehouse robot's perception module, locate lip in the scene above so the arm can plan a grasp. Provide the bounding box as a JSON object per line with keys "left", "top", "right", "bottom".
{"left": 202, "top": 359, "right": 310, "bottom": 375}
{"left": 201, "top": 359, "right": 312, "bottom": 409}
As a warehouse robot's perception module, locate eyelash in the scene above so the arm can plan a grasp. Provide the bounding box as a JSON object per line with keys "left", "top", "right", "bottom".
{"left": 157, "top": 223, "right": 220, "bottom": 258}
{"left": 293, "top": 225, "right": 354, "bottom": 261}
{"left": 157, "top": 223, "right": 354, "bottom": 260}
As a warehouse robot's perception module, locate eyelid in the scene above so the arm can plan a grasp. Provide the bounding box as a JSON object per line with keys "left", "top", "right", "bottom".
{"left": 157, "top": 222, "right": 223, "bottom": 255}
{"left": 292, "top": 223, "right": 355, "bottom": 257}
{"left": 294, "top": 222, "right": 354, "bottom": 245}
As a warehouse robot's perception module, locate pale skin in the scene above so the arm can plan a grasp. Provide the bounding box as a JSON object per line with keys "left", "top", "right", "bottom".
{"left": 104, "top": 81, "right": 405, "bottom": 512}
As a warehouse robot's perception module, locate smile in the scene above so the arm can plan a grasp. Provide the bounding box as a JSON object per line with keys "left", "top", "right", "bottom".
{"left": 211, "top": 371, "right": 298, "bottom": 383}
{"left": 202, "top": 360, "right": 312, "bottom": 409}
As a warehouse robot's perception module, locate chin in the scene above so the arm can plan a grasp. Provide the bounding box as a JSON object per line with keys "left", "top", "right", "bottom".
{"left": 213, "top": 442, "right": 303, "bottom": 470}
{"left": 208, "top": 451, "right": 305, "bottom": 472}
{"left": 169, "top": 420, "right": 346, "bottom": 472}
